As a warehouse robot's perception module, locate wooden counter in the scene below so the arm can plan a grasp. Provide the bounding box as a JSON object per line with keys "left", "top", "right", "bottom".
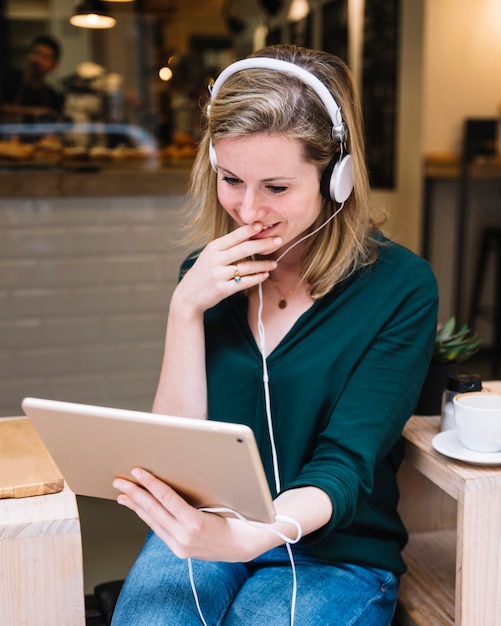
{"left": 0, "top": 417, "right": 85, "bottom": 626}
{"left": 424, "top": 153, "right": 501, "bottom": 180}
{"left": 396, "top": 380, "right": 501, "bottom": 625}
{"left": 0, "top": 160, "right": 191, "bottom": 198}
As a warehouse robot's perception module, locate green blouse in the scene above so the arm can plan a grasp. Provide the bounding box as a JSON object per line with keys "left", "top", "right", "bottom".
{"left": 184, "top": 235, "right": 438, "bottom": 576}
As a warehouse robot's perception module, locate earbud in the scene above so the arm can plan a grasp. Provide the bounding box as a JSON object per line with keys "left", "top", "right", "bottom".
{"left": 207, "top": 57, "right": 354, "bottom": 203}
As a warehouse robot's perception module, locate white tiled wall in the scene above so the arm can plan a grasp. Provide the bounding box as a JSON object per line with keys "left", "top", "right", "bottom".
{"left": 0, "top": 194, "right": 189, "bottom": 417}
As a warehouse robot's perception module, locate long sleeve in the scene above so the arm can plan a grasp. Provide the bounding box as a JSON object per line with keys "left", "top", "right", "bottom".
{"left": 202, "top": 236, "right": 438, "bottom": 575}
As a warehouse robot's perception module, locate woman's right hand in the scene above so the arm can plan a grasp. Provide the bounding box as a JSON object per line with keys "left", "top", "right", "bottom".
{"left": 152, "top": 222, "right": 281, "bottom": 417}
{"left": 172, "top": 222, "right": 282, "bottom": 316}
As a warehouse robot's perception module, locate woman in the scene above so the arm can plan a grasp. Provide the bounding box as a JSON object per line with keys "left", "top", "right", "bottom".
{"left": 111, "top": 45, "right": 438, "bottom": 626}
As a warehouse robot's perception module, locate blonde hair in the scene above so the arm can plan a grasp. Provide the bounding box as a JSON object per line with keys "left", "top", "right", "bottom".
{"left": 183, "top": 44, "right": 380, "bottom": 298}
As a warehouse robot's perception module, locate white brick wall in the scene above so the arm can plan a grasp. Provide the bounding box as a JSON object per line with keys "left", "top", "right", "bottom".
{"left": 0, "top": 194, "right": 190, "bottom": 417}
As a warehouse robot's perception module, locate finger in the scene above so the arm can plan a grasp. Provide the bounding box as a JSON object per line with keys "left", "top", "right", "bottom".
{"left": 113, "top": 474, "right": 176, "bottom": 525}
{"left": 115, "top": 470, "right": 214, "bottom": 558}
{"left": 231, "top": 259, "right": 277, "bottom": 280}
{"left": 128, "top": 468, "right": 200, "bottom": 526}
{"left": 216, "top": 222, "right": 263, "bottom": 249}
{"left": 226, "top": 264, "right": 274, "bottom": 290}
{"left": 113, "top": 474, "right": 189, "bottom": 549}
{"left": 114, "top": 487, "right": 183, "bottom": 554}
{"left": 226, "top": 236, "right": 283, "bottom": 263}
{"left": 237, "top": 236, "right": 284, "bottom": 261}
{"left": 216, "top": 223, "right": 283, "bottom": 258}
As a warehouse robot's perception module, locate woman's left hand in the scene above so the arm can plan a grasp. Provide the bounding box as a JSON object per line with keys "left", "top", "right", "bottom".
{"left": 114, "top": 469, "right": 332, "bottom": 563}
{"left": 113, "top": 468, "right": 268, "bottom": 563}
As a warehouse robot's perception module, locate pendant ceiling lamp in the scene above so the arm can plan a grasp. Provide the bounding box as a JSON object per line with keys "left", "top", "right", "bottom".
{"left": 288, "top": 0, "right": 310, "bottom": 22}
{"left": 70, "top": 0, "right": 117, "bottom": 29}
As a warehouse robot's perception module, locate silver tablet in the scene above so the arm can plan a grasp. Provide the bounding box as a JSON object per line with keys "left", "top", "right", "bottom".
{"left": 22, "top": 397, "right": 276, "bottom": 523}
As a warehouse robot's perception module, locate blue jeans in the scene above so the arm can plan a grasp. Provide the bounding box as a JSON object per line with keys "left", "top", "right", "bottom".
{"left": 111, "top": 531, "right": 399, "bottom": 626}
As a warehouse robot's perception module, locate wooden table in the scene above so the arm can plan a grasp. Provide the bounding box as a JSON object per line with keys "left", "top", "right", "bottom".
{"left": 3, "top": 383, "right": 501, "bottom": 626}
{"left": 396, "top": 380, "right": 501, "bottom": 625}
{"left": 0, "top": 418, "right": 85, "bottom": 626}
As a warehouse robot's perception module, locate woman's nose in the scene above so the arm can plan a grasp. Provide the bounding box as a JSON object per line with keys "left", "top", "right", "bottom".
{"left": 238, "top": 188, "right": 266, "bottom": 224}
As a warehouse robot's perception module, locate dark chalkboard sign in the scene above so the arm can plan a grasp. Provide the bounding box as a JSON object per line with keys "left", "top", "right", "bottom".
{"left": 321, "top": 0, "right": 348, "bottom": 63}
{"left": 362, "top": 0, "right": 400, "bottom": 189}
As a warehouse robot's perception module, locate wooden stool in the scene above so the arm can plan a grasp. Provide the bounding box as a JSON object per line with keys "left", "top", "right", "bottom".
{"left": 469, "top": 227, "right": 501, "bottom": 377}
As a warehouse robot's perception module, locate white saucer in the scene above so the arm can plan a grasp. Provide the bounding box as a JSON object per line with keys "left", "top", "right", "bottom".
{"left": 432, "top": 430, "right": 501, "bottom": 465}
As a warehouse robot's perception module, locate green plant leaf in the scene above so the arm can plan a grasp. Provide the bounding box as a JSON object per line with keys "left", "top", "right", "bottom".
{"left": 432, "top": 316, "right": 481, "bottom": 364}
{"left": 437, "top": 316, "right": 456, "bottom": 341}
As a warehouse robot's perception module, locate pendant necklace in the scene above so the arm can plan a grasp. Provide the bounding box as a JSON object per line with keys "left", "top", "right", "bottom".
{"left": 267, "top": 276, "right": 303, "bottom": 309}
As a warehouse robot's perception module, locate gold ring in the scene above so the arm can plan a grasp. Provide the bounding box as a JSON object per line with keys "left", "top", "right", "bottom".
{"left": 233, "top": 264, "right": 241, "bottom": 283}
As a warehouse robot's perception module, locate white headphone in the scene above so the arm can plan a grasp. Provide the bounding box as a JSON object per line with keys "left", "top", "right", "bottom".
{"left": 207, "top": 57, "right": 354, "bottom": 203}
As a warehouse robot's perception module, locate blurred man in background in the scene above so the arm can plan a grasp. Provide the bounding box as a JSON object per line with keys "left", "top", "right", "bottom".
{"left": 0, "top": 34, "right": 64, "bottom": 124}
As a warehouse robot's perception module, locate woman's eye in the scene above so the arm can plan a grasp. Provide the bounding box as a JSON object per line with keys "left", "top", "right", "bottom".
{"left": 222, "top": 176, "right": 240, "bottom": 186}
{"left": 268, "top": 185, "right": 287, "bottom": 194}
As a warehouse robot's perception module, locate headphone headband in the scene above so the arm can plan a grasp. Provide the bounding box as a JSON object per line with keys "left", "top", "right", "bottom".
{"left": 207, "top": 56, "right": 353, "bottom": 203}
{"left": 209, "top": 57, "right": 346, "bottom": 143}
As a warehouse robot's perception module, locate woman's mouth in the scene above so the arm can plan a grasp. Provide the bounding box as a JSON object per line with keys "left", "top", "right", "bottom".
{"left": 252, "top": 222, "right": 280, "bottom": 238}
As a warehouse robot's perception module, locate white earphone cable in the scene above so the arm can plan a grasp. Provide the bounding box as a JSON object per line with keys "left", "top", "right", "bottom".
{"left": 257, "top": 283, "right": 282, "bottom": 494}
{"left": 188, "top": 202, "right": 345, "bottom": 625}
{"left": 252, "top": 204, "right": 345, "bottom": 624}
{"left": 188, "top": 505, "right": 302, "bottom": 626}
{"left": 275, "top": 201, "right": 345, "bottom": 264}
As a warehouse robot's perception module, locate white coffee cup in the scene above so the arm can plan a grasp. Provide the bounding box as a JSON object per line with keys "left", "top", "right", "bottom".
{"left": 453, "top": 392, "right": 501, "bottom": 453}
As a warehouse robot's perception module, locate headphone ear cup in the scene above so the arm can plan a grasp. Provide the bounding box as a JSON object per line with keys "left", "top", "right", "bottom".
{"left": 332, "top": 154, "right": 353, "bottom": 203}
{"left": 320, "top": 154, "right": 353, "bottom": 203}
{"left": 320, "top": 156, "right": 337, "bottom": 201}
{"left": 209, "top": 140, "right": 218, "bottom": 171}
